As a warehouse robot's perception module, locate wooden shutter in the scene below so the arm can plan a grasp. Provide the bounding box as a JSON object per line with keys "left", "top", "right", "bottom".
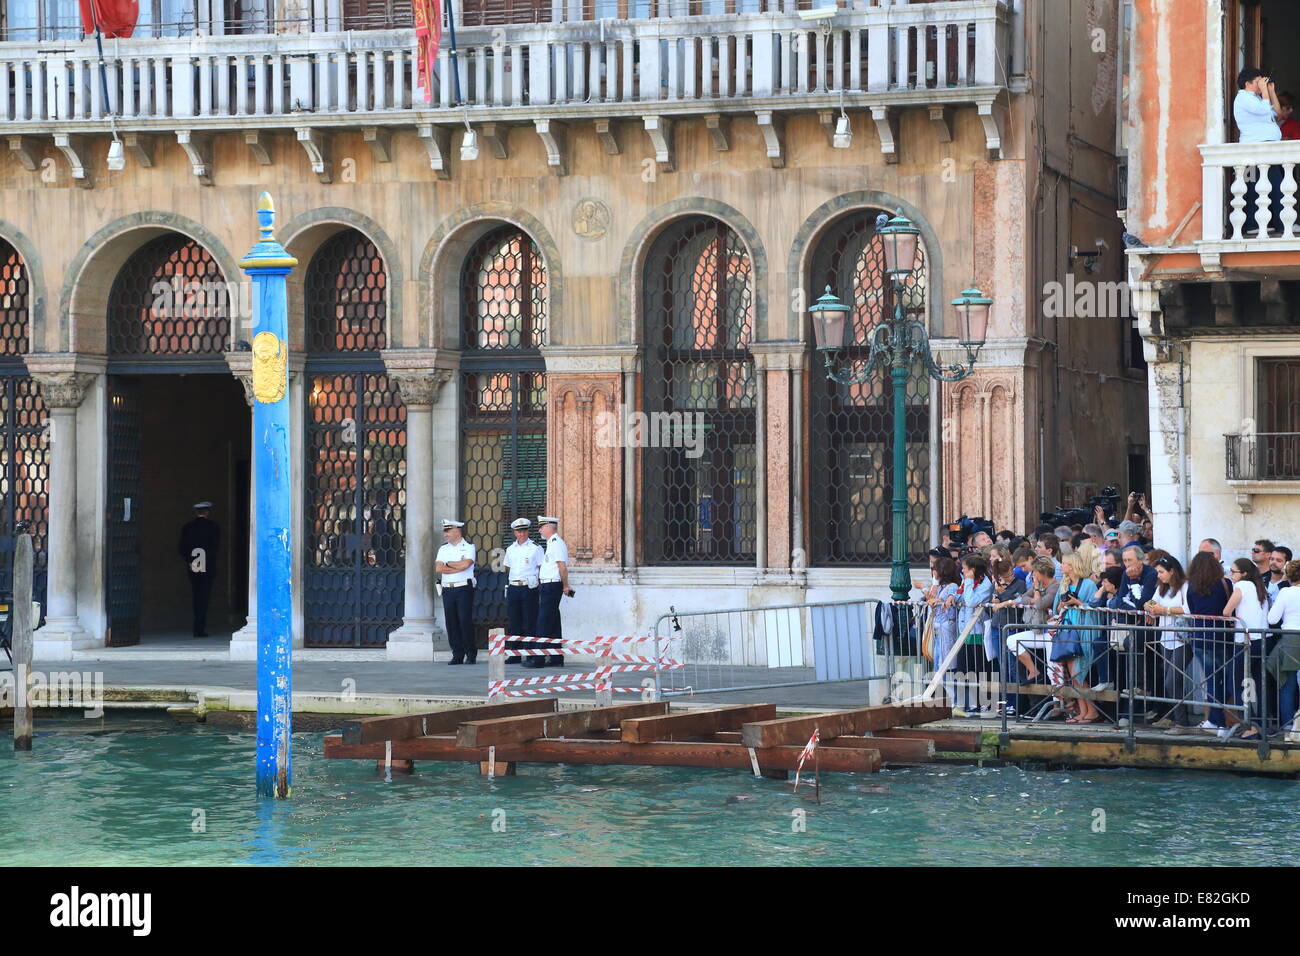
{"left": 342, "top": 0, "right": 415, "bottom": 30}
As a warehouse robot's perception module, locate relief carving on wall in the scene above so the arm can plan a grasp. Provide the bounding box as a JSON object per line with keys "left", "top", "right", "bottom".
{"left": 943, "top": 374, "right": 1020, "bottom": 532}
{"left": 548, "top": 376, "right": 621, "bottom": 564}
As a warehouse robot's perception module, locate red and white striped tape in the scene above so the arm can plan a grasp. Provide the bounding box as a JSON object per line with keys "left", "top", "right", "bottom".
{"left": 488, "top": 635, "right": 671, "bottom": 653}
{"left": 486, "top": 635, "right": 681, "bottom": 698}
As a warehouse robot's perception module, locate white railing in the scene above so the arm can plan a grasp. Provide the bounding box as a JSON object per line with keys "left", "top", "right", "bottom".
{"left": 0, "top": 2, "right": 1007, "bottom": 124}
{"left": 1201, "top": 141, "right": 1300, "bottom": 244}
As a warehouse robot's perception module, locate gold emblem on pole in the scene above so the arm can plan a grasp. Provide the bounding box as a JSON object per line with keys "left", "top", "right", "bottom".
{"left": 251, "top": 331, "right": 287, "bottom": 404}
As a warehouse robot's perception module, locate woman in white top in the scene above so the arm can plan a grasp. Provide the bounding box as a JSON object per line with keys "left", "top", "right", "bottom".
{"left": 1223, "top": 558, "right": 1269, "bottom": 740}
{"left": 1224, "top": 558, "right": 1269, "bottom": 641}
{"left": 1143, "top": 555, "right": 1194, "bottom": 731}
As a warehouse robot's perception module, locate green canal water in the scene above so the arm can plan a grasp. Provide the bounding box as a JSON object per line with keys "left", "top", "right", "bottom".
{"left": 1, "top": 721, "right": 1296, "bottom": 866}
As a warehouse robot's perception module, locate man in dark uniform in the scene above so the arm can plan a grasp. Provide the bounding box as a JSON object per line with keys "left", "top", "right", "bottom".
{"left": 178, "top": 501, "right": 220, "bottom": 638}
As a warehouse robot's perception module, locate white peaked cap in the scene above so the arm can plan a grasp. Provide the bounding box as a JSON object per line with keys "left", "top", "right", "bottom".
{"left": 510, "top": 518, "right": 532, "bottom": 529}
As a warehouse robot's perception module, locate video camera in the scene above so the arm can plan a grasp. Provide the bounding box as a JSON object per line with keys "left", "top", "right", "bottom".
{"left": 1041, "top": 485, "right": 1123, "bottom": 530}
{"left": 1087, "top": 485, "right": 1122, "bottom": 519}
{"left": 943, "top": 515, "right": 995, "bottom": 548}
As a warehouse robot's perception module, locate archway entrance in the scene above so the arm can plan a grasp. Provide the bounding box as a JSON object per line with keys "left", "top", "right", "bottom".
{"left": 107, "top": 375, "right": 249, "bottom": 645}
{"left": 103, "top": 233, "right": 250, "bottom": 647}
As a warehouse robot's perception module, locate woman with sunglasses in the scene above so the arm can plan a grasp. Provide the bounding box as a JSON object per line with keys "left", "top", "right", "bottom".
{"left": 1143, "top": 555, "right": 1194, "bottom": 733}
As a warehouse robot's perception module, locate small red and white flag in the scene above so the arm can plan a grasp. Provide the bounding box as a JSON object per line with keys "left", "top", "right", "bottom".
{"left": 793, "top": 727, "right": 819, "bottom": 791}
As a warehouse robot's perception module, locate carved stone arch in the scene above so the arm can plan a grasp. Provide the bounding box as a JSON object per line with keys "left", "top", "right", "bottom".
{"left": 788, "top": 191, "right": 946, "bottom": 342}
{"left": 280, "top": 207, "right": 403, "bottom": 352}
{"left": 59, "top": 212, "right": 239, "bottom": 355}
{"left": 0, "top": 221, "right": 46, "bottom": 353}
{"left": 418, "top": 203, "right": 562, "bottom": 350}
{"left": 618, "top": 198, "right": 769, "bottom": 344}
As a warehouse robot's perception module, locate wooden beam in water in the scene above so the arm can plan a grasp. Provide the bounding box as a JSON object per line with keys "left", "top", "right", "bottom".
{"left": 342, "top": 698, "right": 558, "bottom": 745}
{"left": 740, "top": 703, "right": 951, "bottom": 749}
{"left": 620, "top": 704, "right": 777, "bottom": 743}
{"left": 457, "top": 701, "right": 668, "bottom": 748}
{"left": 709, "top": 731, "right": 933, "bottom": 763}
{"left": 875, "top": 728, "right": 983, "bottom": 752}
{"left": 323, "top": 734, "right": 882, "bottom": 773}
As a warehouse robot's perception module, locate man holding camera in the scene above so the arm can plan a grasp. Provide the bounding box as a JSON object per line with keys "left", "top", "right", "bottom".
{"left": 1235, "top": 67, "right": 1285, "bottom": 233}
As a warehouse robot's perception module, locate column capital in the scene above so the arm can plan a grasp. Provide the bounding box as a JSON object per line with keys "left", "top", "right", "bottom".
{"left": 540, "top": 344, "right": 641, "bottom": 374}
{"left": 388, "top": 368, "right": 455, "bottom": 407}
{"left": 381, "top": 348, "right": 460, "bottom": 407}
{"left": 749, "top": 340, "right": 807, "bottom": 372}
{"left": 226, "top": 349, "right": 305, "bottom": 406}
{"left": 24, "top": 353, "right": 104, "bottom": 408}
{"left": 29, "top": 371, "right": 97, "bottom": 408}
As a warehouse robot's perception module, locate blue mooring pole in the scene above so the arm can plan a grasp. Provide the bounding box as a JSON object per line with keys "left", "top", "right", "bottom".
{"left": 240, "top": 193, "right": 298, "bottom": 799}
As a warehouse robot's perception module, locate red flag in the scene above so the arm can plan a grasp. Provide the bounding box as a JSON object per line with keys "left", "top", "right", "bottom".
{"left": 78, "top": 0, "right": 139, "bottom": 38}
{"left": 793, "top": 728, "right": 819, "bottom": 791}
{"left": 414, "top": 0, "right": 444, "bottom": 104}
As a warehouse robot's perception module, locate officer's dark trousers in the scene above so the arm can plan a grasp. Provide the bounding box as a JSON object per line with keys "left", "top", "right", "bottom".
{"left": 188, "top": 571, "right": 215, "bottom": 636}
{"left": 506, "top": 585, "right": 540, "bottom": 653}
{"left": 442, "top": 585, "right": 476, "bottom": 662}
{"left": 536, "top": 582, "right": 564, "bottom": 664}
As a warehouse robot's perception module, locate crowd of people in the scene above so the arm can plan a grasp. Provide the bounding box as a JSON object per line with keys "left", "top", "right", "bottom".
{"left": 908, "top": 492, "right": 1300, "bottom": 740}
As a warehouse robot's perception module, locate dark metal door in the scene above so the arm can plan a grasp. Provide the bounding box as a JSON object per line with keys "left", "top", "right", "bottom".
{"left": 0, "top": 374, "right": 49, "bottom": 612}
{"left": 305, "top": 370, "right": 406, "bottom": 647}
{"left": 106, "top": 376, "right": 142, "bottom": 647}
{"left": 461, "top": 368, "right": 547, "bottom": 632}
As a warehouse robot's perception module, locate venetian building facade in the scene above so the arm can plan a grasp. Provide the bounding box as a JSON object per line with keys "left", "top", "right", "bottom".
{"left": 1124, "top": 0, "right": 1300, "bottom": 565}
{"left": 0, "top": 0, "right": 1144, "bottom": 661}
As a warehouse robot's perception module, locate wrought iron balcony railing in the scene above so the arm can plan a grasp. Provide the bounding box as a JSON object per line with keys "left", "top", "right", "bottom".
{"left": 1225, "top": 432, "right": 1300, "bottom": 481}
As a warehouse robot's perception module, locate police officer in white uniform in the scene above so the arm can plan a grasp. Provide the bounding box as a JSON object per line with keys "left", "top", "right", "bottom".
{"left": 529, "top": 516, "right": 574, "bottom": 669}
{"left": 503, "top": 517, "right": 543, "bottom": 664}
{"left": 436, "top": 519, "right": 477, "bottom": 665}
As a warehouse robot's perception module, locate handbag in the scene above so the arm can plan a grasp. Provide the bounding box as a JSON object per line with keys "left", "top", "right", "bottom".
{"left": 921, "top": 609, "right": 936, "bottom": 663}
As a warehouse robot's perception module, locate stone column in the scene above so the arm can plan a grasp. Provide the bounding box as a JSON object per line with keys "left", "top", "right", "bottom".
{"left": 751, "top": 342, "right": 805, "bottom": 573}
{"left": 28, "top": 369, "right": 97, "bottom": 660}
{"left": 384, "top": 354, "right": 456, "bottom": 661}
{"left": 226, "top": 357, "right": 259, "bottom": 661}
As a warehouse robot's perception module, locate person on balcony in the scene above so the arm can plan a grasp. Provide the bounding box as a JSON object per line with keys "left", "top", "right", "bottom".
{"left": 1234, "top": 68, "right": 1285, "bottom": 235}
{"left": 1279, "top": 92, "right": 1300, "bottom": 141}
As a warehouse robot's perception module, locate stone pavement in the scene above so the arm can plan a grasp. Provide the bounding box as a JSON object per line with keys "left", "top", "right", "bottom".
{"left": 11, "top": 658, "right": 886, "bottom": 711}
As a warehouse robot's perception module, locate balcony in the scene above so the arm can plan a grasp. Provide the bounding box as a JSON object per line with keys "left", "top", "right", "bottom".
{"left": 1225, "top": 431, "right": 1300, "bottom": 513}
{"left": 1198, "top": 140, "right": 1300, "bottom": 271}
{"left": 0, "top": 0, "right": 1009, "bottom": 184}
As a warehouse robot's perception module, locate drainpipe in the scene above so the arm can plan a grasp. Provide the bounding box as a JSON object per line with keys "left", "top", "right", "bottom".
{"left": 1177, "top": 349, "right": 1190, "bottom": 564}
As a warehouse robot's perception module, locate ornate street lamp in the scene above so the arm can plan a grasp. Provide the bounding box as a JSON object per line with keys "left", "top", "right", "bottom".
{"left": 812, "top": 211, "right": 992, "bottom": 602}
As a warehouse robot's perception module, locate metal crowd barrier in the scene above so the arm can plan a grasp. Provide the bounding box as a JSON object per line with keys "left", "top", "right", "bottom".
{"left": 650, "top": 599, "right": 899, "bottom": 699}
{"left": 983, "top": 603, "right": 1300, "bottom": 757}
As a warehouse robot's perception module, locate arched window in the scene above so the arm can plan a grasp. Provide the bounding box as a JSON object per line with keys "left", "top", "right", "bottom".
{"left": 641, "top": 216, "right": 756, "bottom": 565}
{"left": 0, "top": 239, "right": 47, "bottom": 607}
{"left": 460, "top": 225, "right": 548, "bottom": 635}
{"left": 304, "top": 229, "right": 406, "bottom": 648}
{"left": 808, "top": 211, "right": 931, "bottom": 565}
{"left": 107, "top": 235, "right": 228, "bottom": 356}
